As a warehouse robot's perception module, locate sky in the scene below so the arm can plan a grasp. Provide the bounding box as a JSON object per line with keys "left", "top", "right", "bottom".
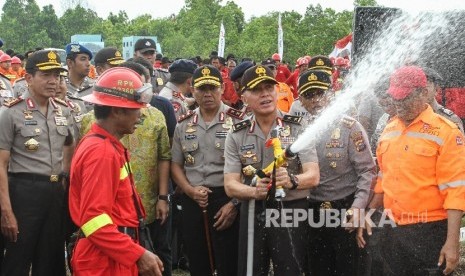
{"left": 1, "top": 0, "right": 465, "bottom": 20}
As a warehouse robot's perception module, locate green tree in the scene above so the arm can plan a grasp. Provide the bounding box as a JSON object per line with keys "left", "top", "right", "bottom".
{"left": 60, "top": 5, "right": 102, "bottom": 43}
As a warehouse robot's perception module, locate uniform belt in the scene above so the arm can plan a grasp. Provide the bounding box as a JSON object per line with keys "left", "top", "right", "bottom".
{"left": 118, "top": 226, "right": 138, "bottom": 240}
{"left": 309, "top": 193, "right": 355, "bottom": 210}
{"left": 9, "top": 172, "right": 63, "bottom": 183}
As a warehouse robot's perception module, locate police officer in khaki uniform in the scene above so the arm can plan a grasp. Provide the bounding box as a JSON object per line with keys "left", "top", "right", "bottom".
{"left": 0, "top": 72, "right": 14, "bottom": 102}
{"left": 296, "top": 70, "right": 376, "bottom": 276}
{"left": 65, "top": 43, "right": 94, "bottom": 111}
{"left": 224, "top": 65, "right": 320, "bottom": 276}
{"left": 0, "top": 49, "right": 74, "bottom": 275}
{"left": 55, "top": 70, "right": 86, "bottom": 141}
{"left": 171, "top": 65, "right": 243, "bottom": 276}
{"left": 12, "top": 76, "right": 27, "bottom": 98}
{"left": 159, "top": 59, "right": 198, "bottom": 120}
{"left": 422, "top": 67, "right": 464, "bottom": 134}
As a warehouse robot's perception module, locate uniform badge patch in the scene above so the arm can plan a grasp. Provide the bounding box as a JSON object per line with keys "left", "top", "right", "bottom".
{"left": 457, "top": 136, "right": 464, "bottom": 145}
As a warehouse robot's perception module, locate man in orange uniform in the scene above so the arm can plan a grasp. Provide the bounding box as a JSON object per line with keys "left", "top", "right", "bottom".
{"left": 358, "top": 66, "right": 465, "bottom": 276}
{"left": 0, "top": 54, "right": 16, "bottom": 85}
{"left": 11, "top": 56, "right": 25, "bottom": 79}
{"left": 69, "top": 67, "right": 164, "bottom": 276}
{"left": 261, "top": 58, "right": 294, "bottom": 112}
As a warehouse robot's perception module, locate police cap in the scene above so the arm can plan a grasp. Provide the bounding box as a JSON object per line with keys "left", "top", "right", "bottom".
{"left": 168, "top": 59, "right": 197, "bottom": 74}
{"left": 241, "top": 65, "right": 278, "bottom": 91}
{"left": 26, "top": 50, "right": 67, "bottom": 73}
{"left": 65, "top": 43, "right": 93, "bottom": 60}
{"left": 94, "top": 47, "right": 124, "bottom": 66}
{"left": 298, "top": 70, "right": 331, "bottom": 95}
{"left": 192, "top": 65, "right": 222, "bottom": 88}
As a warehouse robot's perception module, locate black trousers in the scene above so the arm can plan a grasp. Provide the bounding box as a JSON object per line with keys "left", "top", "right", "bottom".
{"left": 308, "top": 196, "right": 358, "bottom": 276}
{"left": 382, "top": 220, "right": 447, "bottom": 276}
{"left": 148, "top": 203, "right": 172, "bottom": 276}
{"left": 181, "top": 187, "right": 239, "bottom": 276}
{"left": 237, "top": 198, "right": 309, "bottom": 276}
{"left": 2, "top": 176, "right": 66, "bottom": 276}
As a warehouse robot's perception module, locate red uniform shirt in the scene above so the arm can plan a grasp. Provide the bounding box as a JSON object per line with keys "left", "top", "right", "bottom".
{"left": 275, "top": 64, "right": 291, "bottom": 83}
{"left": 221, "top": 68, "right": 239, "bottom": 105}
{"left": 285, "top": 69, "right": 300, "bottom": 99}
{"left": 69, "top": 123, "right": 146, "bottom": 275}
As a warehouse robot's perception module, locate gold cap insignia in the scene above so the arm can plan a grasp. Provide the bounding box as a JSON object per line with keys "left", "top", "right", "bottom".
{"left": 308, "top": 73, "right": 318, "bottom": 81}
{"left": 115, "top": 50, "right": 122, "bottom": 57}
{"left": 316, "top": 59, "right": 324, "bottom": 66}
{"left": 201, "top": 67, "right": 211, "bottom": 76}
{"left": 71, "top": 45, "right": 81, "bottom": 52}
{"left": 47, "top": 51, "right": 57, "bottom": 63}
{"left": 255, "top": 66, "right": 267, "bottom": 76}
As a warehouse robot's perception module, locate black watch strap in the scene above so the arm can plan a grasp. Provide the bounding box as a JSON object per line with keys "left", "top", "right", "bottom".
{"left": 158, "top": 194, "right": 171, "bottom": 202}
{"left": 289, "top": 174, "right": 299, "bottom": 190}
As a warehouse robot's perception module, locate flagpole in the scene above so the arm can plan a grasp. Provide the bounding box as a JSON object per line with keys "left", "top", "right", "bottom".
{"left": 218, "top": 21, "right": 225, "bottom": 57}
{"left": 278, "top": 13, "right": 284, "bottom": 61}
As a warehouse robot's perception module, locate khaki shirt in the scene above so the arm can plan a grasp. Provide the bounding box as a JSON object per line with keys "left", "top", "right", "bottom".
{"left": 308, "top": 115, "right": 376, "bottom": 209}
{"left": 224, "top": 110, "right": 318, "bottom": 201}
{"left": 159, "top": 82, "right": 189, "bottom": 120}
{"left": 0, "top": 96, "right": 74, "bottom": 175}
{"left": 0, "top": 74, "right": 14, "bottom": 102}
{"left": 66, "top": 77, "right": 94, "bottom": 112}
{"left": 65, "top": 95, "right": 87, "bottom": 139}
{"left": 172, "top": 103, "right": 245, "bottom": 188}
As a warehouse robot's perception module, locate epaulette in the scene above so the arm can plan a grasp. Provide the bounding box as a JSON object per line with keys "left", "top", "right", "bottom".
{"left": 13, "top": 77, "right": 25, "bottom": 85}
{"left": 173, "top": 92, "right": 185, "bottom": 100}
{"left": 178, "top": 111, "right": 195, "bottom": 123}
{"left": 67, "top": 94, "right": 84, "bottom": 101}
{"left": 282, "top": 115, "right": 302, "bottom": 125}
{"left": 342, "top": 116, "right": 356, "bottom": 129}
{"left": 437, "top": 114, "right": 459, "bottom": 129}
{"left": 77, "top": 84, "right": 93, "bottom": 93}
{"left": 226, "top": 107, "right": 245, "bottom": 120}
{"left": 3, "top": 97, "right": 23, "bottom": 107}
{"left": 438, "top": 106, "right": 454, "bottom": 117}
{"left": 232, "top": 119, "right": 251, "bottom": 132}
{"left": 52, "top": 97, "right": 69, "bottom": 107}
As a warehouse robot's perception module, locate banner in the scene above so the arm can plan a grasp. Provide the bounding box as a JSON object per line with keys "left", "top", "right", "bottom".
{"left": 218, "top": 21, "right": 225, "bottom": 58}
{"left": 278, "top": 13, "right": 283, "bottom": 61}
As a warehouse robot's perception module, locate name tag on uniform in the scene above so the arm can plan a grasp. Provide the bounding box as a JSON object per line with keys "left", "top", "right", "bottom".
{"left": 216, "top": 131, "right": 228, "bottom": 138}
{"left": 55, "top": 116, "right": 68, "bottom": 126}
{"left": 24, "top": 120, "right": 38, "bottom": 125}
{"left": 184, "top": 134, "right": 197, "bottom": 140}
{"left": 241, "top": 144, "right": 255, "bottom": 151}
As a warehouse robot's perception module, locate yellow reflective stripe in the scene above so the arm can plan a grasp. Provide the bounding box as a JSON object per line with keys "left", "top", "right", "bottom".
{"left": 81, "top": 213, "right": 113, "bottom": 237}
{"left": 120, "top": 162, "right": 130, "bottom": 180}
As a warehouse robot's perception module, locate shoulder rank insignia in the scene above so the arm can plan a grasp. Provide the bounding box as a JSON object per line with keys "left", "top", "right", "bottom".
{"left": 52, "top": 97, "right": 69, "bottom": 107}
{"left": 226, "top": 108, "right": 245, "bottom": 120}
{"left": 173, "top": 92, "right": 185, "bottom": 100}
{"left": 67, "top": 94, "right": 84, "bottom": 101}
{"left": 233, "top": 119, "right": 252, "bottom": 132}
{"left": 439, "top": 107, "right": 454, "bottom": 117}
{"left": 342, "top": 116, "right": 356, "bottom": 129}
{"left": 3, "top": 97, "right": 23, "bottom": 107}
{"left": 282, "top": 115, "right": 302, "bottom": 125}
{"left": 77, "top": 84, "right": 93, "bottom": 93}
{"left": 178, "top": 111, "right": 195, "bottom": 123}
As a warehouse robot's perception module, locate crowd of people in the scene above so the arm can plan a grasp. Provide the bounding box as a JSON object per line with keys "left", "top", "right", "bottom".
{"left": 0, "top": 37, "right": 464, "bottom": 276}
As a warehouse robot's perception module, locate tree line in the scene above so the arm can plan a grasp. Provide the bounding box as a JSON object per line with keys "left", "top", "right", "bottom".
{"left": 0, "top": 0, "right": 377, "bottom": 64}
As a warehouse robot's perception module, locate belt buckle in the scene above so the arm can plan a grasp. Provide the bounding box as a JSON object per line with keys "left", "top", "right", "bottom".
{"left": 50, "top": 175, "right": 59, "bottom": 182}
{"left": 320, "top": 201, "right": 332, "bottom": 209}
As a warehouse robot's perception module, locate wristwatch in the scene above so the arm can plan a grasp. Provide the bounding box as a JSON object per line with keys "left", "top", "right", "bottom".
{"left": 289, "top": 174, "right": 299, "bottom": 190}
{"left": 231, "top": 198, "right": 241, "bottom": 211}
{"left": 158, "top": 194, "right": 171, "bottom": 203}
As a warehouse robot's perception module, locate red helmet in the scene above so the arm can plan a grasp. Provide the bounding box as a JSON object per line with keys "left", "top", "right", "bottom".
{"left": 11, "top": 56, "right": 21, "bottom": 64}
{"left": 0, "top": 54, "right": 12, "bottom": 63}
{"left": 82, "top": 67, "right": 152, "bottom": 109}
{"left": 297, "top": 57, "right": 309, "bottom": 67}
{"left": 272, "top": 53, "right": 281, "bottom": 61}
{"left": 334, "top": 57, "right": 346, "bottom": 67}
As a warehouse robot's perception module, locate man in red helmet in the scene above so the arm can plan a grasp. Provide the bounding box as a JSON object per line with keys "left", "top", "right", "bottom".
{"left": 271, "top": 53, "right": 291, "bottom": 83}
{"left": 68, "top": 67, "right": 164, "bottom": 276}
